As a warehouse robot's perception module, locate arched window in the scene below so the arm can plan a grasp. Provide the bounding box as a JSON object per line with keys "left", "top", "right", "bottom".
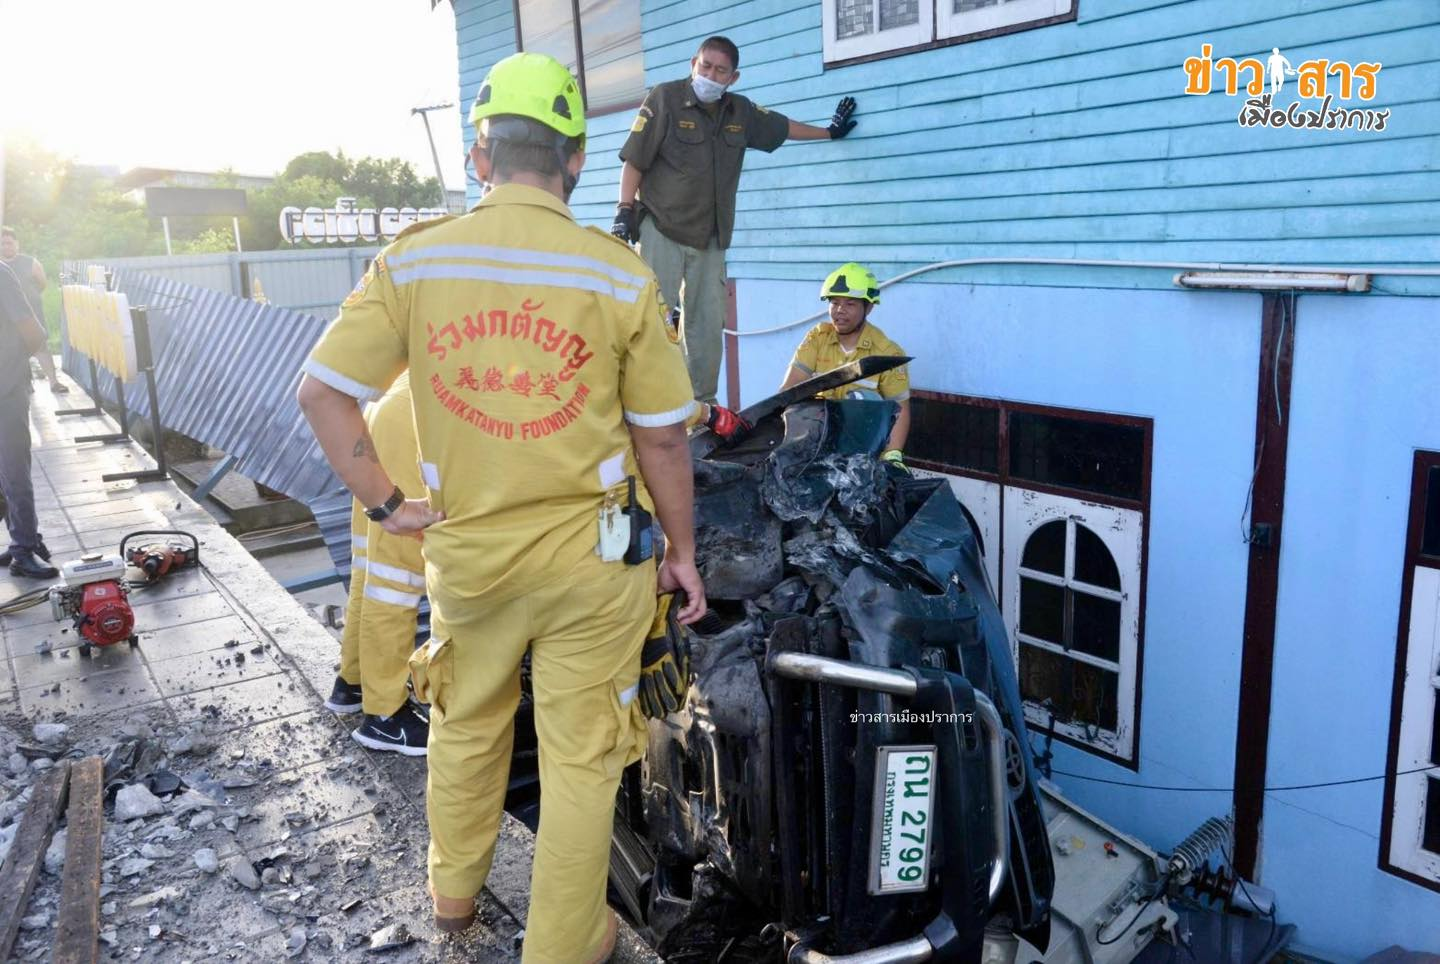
{"left": 1016, "top": 518, "right": 1124, "bottom": 736}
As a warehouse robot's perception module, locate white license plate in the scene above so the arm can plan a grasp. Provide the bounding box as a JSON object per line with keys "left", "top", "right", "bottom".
{"left": 867, "top": 745, "right": 937, "bottom": 895}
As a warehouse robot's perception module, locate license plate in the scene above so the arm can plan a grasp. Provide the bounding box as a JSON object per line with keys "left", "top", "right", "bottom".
{"left": 867, "top": 745, "right": 937, "bottom": 895}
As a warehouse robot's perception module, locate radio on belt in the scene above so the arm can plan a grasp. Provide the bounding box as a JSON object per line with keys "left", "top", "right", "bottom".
{"left": 622, "top": 476, "right": 653, "bottom": 565}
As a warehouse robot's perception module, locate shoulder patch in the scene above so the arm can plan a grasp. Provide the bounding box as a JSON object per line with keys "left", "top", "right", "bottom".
{"left": 657, "top": 290, "right": 681, "bottom": 344}
{"left": 393, "top": 213, "right": 457, "bottom": 242}
{"left": 631, "top": 115, "right": 648, "bottom": 133}
{"left": 342, "top": 254, "right": 386, "bottom": 309}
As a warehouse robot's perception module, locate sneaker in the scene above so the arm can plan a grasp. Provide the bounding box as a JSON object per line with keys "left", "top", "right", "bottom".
{"left": 324, "top": 676, "right": 364, "bottom": 713}
{"left": 351, "top": 703, "right": 429, "bottom": 756}
{"left": 10, "top": 550, "right": 59, "bottom": 580}
{"left": 50, "top": 382, "right": 70, "bottom": 394}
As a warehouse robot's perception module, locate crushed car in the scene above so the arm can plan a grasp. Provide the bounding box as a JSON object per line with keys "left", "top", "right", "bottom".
{"left": 607, "top": 358, "right": 1056, "bottom": 963}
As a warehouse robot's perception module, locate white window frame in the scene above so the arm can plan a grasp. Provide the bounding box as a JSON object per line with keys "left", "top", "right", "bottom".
{"left": 1387, "top": 565, "right": 1440, "bottom": 885}
{"left": 823, "top": 0, "right": 1072, "bottom": 64}
{"left": 1002, "top": 487, "right": 1142, "bottom": 763}
{"left": 937, "top": 0, "right": 1071, "bottom": 41}
{"left": 912, "top": 469, "right": 1002, "bottom": 593}
{"left": 823, "top": 0, "right": 933, "bottom": 63}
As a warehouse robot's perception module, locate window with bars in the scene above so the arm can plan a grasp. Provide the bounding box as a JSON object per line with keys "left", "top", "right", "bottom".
{"left": 1383, "top": 454, "right": 1440, "bottom": 891}
{"left": 515, "top": 0, "right": 643, "bottom": 114}
{"left": 823, "top": 0, "right": 1073, "bottom": 64}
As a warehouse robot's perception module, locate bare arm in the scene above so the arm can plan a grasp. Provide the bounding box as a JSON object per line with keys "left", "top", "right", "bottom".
{"left": 630, "top": 421, "right": 706, "bottom": 623}
{"left": 780, "top": 365, "right": 810, "bottom": 391}
{"left": 297, "top": 374, "right": 442, "bottom": 536}
{"left": 786, "top": 119, "right": 832, "bottom": 141}
{"left": 31, "top": 260, "right": 47, "bottom": 291}
{"left": 886, "top": 398, "right": 911, "bottom": 452}
{"left": 618, "top": 160, "right": 644, "bottom": 206}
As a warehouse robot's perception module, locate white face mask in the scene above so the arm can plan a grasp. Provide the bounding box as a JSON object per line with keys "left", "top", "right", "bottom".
{"left": 691, "top": 73, "right": 727, "bottom": 103}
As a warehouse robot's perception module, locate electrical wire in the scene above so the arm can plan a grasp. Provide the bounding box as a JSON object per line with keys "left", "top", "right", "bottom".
{"left": 1049, "top": 762, "right": 1440, "bottom": 792}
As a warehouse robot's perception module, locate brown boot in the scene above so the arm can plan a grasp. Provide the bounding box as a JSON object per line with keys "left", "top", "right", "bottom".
{"left": 430, "top": 884, "right": 476, "bottom": 934}
{"left": 584, "top": 909, "right": 618, "bottom": 964}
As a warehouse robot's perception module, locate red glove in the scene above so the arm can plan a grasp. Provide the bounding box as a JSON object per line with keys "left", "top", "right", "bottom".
{"left": 705, "top": 403, "right": 751, "bottom": 442}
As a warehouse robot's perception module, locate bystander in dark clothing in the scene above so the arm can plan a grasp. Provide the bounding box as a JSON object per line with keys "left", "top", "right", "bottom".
{"left": 0, "top": 261, "right": 56, "bottom": 578}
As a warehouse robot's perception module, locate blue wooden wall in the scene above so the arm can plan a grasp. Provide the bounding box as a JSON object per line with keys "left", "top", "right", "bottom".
{"left": 459, "top": 0, "right": 1440, "bottom": 295}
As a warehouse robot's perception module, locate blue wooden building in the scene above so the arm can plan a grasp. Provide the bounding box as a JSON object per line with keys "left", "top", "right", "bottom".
{"left": 449, "top": 0, "right": 1440, "bottom": 957}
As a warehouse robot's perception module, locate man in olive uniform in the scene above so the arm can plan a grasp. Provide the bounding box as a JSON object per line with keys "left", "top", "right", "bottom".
{"left": 612, "top": 36, "right": 859, "bottom": 404}
{"left": 782, "top": 262, "right": 911, "bottom": 467}
{"left": 298, "top": 53, "right": 705, "bottom": 963}
{"left": 0, "top": 227, "right": 66, "bottom": 394}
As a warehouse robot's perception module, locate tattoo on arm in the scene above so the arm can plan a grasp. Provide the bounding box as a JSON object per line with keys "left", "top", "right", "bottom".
{"left": 352, "top": 437, "right": 380, "bottom": 464}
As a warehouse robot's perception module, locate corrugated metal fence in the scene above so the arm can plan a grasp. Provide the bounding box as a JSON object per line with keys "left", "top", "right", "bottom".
{"left": 64, "top": 247, "right": 380, "bottom": 315}
{"left": 59, "top": 262, "right": 356, "bottom": 577}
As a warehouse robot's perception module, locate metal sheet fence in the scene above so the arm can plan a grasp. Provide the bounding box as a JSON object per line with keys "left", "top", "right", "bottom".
{"left": 59, "top": 263, "right": 354, "bottom": 574}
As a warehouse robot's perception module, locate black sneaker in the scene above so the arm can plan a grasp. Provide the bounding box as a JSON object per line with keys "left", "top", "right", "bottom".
{"left": 10, "top": 551, "right": 58, "bottom": 580}
{"left": 351, "top": 703, "right": 428, "bottom": 756}
{"left": 324, "top": 676, "right": 364, "bottom": 714}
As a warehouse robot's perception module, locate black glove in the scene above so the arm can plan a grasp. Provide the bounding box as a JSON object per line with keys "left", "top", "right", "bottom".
{"left": 638, "top": 592, "right": 692, "bottom": 719}
{"left": 612, "top": 203, "right": 638, "bottom": 244}
{"left": 828, "top": 96, "right": 857, "bottom": 139}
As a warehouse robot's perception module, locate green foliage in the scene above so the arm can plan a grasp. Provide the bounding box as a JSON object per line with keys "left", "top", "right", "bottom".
{"left": 2, "top": 143, "right": 443, "bottom": 273}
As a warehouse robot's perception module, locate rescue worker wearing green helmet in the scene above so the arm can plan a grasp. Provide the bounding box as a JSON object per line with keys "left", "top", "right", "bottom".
{"left": 780, "top": 262, "right": 911, "bottom": 468}
{"left": 297, "top": 51, "right": 706, "bottom": 962}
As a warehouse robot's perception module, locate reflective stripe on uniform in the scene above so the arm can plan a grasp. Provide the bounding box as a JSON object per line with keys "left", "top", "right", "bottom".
{"left": 363, "top": 584, "right": 423, "bottom": 609}
{"left": 624, "top": 400, "right": 696, "bottom": 428}
{"left": 387, "top": 244, "right": 651, "bottom": 292}
{"left": 389, "top": 263, "right": 642, "bottom": 304}
{"left": 358, "top": 557, "right": 426, "bottom": 589}
{"left": 352, "top": 534, "right": 369, "bottom": 551}
{"left": 617, "top": 683, "right": 638, "bottom": 707}
{"left": 302, "top": 359, "right": 382, "bottom": 402}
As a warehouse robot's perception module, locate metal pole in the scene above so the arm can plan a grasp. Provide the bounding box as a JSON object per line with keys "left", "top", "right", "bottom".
{"left": 412, "top": 103, "right": 454, "bottom": 211}
{"left": 162, "top": 216, "right": 172, "bottom": 256}
{"left": 232, "top": 216, "right": 243, "bottom": 253}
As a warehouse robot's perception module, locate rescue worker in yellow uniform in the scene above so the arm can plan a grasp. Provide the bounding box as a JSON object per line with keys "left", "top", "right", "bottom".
{"left": 296, "top": 52, "right": 705, "bottom": 963}
{"left": 781, "top": 262, "right": 911, "bottom": 467}
{"left": 325, "top": 372, "right": 431, "bottom": 756}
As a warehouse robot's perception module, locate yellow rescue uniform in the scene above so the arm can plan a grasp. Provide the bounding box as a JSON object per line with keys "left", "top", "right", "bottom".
{"left": 338, "top": 372, "right": 425, "bottom": 717}
{"left": 788, "top": 320, "right": 911, "bottom": 401}
{"left": 304, "top": 183, "right": 694, "bottom": 963}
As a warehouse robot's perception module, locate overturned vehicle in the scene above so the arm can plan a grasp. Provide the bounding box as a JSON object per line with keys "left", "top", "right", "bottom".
{"left": 609, "top": 358, "right": 1057, "bottom": 962}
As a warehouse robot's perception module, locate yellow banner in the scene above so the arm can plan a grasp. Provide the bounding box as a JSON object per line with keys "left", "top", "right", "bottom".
{"left": 61, "top": 285, "right": 138, "bottom": 381}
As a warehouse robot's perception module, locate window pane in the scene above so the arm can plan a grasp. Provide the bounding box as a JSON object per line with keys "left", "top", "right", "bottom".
{"left": 1009, "top": 411, "right": 1146, "bottom": 501}
{"left": 1072, "top": 591, "right": 1121, "bottom": 663}
{"left": 1021, "top": 520, "right": 1065, "bottom": 576}
{"left": 908, "top": 396, "right": 999, "bottom": 474}
{"left": 956, "top": 0, "right": 997, "bottom": 9}
{"left": 836, "top": 0, "right": 874, "bottom": 39}
{"left": 1019, "top": 644, "right": 1119, "bottom": 733}
{"left": 1423, "top": 466, "right": 1440, "bottom": 557}
{"left": 1019, "top": 577, "right": 1064, "bottom": 644}
{"left": 1424, "top": 778, "right": 1440, "bottom": 855}
{"left": 1431, "top": 692, "right": 1440, "bottom": 768}
{"left": 879, "top": 0, "right": 919, "bottom": 30}
{"left": 1074, "top": 524, "right": 1121, "bottom": 590}
{"left": 519, "top": 0, "right": 578, "bottom": 71}
{"left": 578, "top": 0, "right": 642, "bottom": 111}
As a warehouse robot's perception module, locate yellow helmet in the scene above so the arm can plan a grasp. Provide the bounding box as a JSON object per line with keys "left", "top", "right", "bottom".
{"left": 470, "top": 52, "right": 586, "bottom": 150}
{"left": 820, "top": 262, "right": 880, "bottom": 304}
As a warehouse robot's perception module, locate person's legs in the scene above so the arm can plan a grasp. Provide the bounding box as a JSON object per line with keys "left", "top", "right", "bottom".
{"left": 637, "top": 216, "right": 688, "bottom": 334}
{"left": 336, "top": 502, "right": 368, "bottom": 691}
{"left": 521, "top": 555, "right": 653, "bottom": 963}
{"left": 356, "top": 518, "right": 424, "bottom": 716}
{"left": 35, "top": 352, "right": 65, "bottom": 392}
{"left": 680, "top": 237, "right": 727, "bottom": 405}
{"left": 418, "top": 594, "right": 527, "bottom": 909}
{"left": 0, "top": 384, "right": 40, "bottom": 557}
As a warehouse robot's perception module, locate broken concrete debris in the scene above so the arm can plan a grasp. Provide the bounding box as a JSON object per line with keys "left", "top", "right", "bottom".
{"left": 112, "top": 783, "right": 164, "bottom": 821}
{"left": 193, "top": 847, "right": 219, "bottom": 873}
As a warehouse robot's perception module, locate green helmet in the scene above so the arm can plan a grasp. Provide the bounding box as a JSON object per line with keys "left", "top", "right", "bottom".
{"left": 470, "top": 52, "right": 586, "bottom": 150}
{"left": 820, "top": 262, "right": 881, "bottom": 304}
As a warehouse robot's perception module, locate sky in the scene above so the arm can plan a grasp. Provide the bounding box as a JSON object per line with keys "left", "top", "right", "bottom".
{"left": 0, "top": 0, "right": 468, "bottom": 189}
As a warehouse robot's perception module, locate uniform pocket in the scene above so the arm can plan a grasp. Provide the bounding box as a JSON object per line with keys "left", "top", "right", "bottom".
{"left": 601, "top": 675, "right": 648, "bottom": 779}
{"left": 408, "top": 636, "right": 453, "bottom": 718}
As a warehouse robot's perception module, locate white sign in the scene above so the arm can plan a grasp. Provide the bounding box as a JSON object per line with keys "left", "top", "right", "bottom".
{"left": 279, "top": 197, "right": 448, "bottom": 244}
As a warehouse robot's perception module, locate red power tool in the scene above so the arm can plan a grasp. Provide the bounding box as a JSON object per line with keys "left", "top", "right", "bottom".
{"left": 123, "top": 530, "right": 201, "bottom": 581}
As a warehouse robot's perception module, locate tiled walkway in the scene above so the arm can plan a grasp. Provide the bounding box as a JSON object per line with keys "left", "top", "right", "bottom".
{"left": 0, "top": 381, "right": 656, "bottom": 962}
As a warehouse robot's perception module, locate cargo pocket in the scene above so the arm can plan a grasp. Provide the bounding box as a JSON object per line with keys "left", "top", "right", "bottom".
{"left": 601, "top": 675, "right": 648, "bottom": 780}
{"left": 408, "top": 636, "right": 453, "bottom": 719}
